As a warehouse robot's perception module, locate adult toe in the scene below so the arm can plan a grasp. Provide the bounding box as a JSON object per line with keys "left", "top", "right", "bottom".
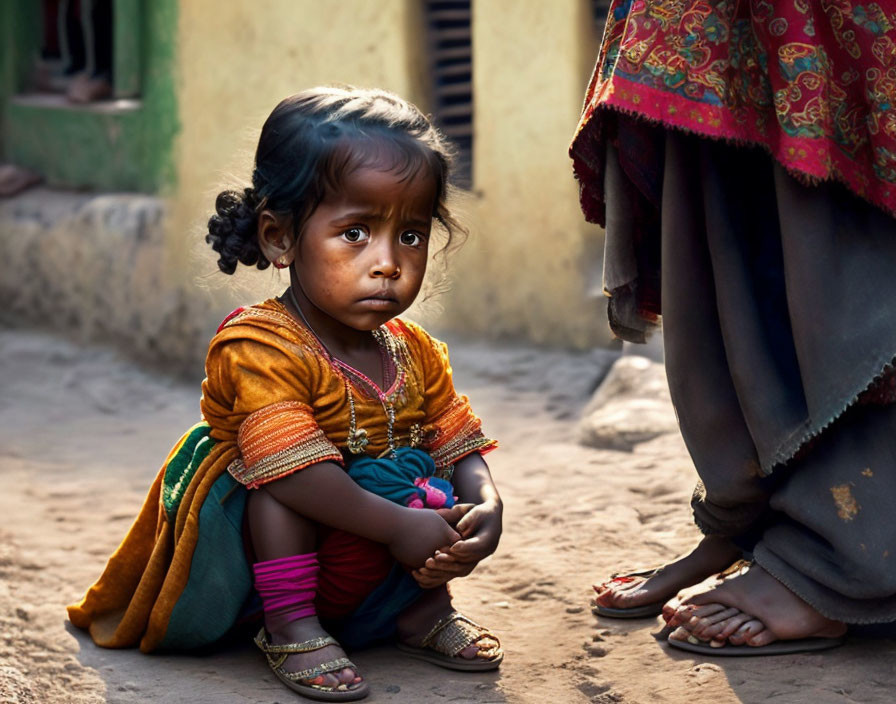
{"left": 728, "top": 619, "right": 765, "bottom": 645}
{"left": 690, "top": 606, "right": 741, "bottom": 639}
{"left": 745, "top": 628, "right": 779, "bottom": 647}
{"left": 700, "top": 610, "right": 753, "bottom": 641}
{"left": 669, "top": 602, "right": 726, "bottom": 628}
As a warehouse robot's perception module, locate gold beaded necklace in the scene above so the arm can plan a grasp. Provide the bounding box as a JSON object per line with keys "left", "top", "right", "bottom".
{"left": 286, "top": 286, "right": 402, "bottom": 457}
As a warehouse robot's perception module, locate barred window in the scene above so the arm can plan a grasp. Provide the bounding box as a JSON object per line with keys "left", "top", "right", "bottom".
{"left": 423, "top": 0, "right": 473, "bottom": 188}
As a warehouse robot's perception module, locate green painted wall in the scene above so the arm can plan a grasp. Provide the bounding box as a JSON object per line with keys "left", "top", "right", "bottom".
{"left": 0, "top": 0, "right": 40, "bottom": 158}
{"left": 1, "top": 0, "right": 178, "bottom": 193}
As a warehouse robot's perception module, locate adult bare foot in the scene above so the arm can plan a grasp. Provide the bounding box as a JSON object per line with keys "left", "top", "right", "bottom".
{"left": 397, "top": 586, "right": 500, "bottom": 664}
{"left": 661, "top": 559, "right": 749, "bottom": 625}
{"left": 265, "top": 615, "right": 363, "bottom": 691}
{"left": 664, "top": 562, "right": 846, "bottom": 648}
{"left": 593, "top": 534, "right": 741, "bottom": 612}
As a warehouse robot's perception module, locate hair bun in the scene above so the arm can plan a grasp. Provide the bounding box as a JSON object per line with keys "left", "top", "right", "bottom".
{"left": 205, "top": 188, "right": 268, "bottom": 275}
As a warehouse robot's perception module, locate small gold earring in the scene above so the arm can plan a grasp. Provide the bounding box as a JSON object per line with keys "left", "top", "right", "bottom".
{"left": 274, "top": 255, "right": 291, "bottom": 269}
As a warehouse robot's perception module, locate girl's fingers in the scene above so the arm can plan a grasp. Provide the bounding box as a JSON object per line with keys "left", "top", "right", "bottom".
{"left": 412, "top": 569, "right": 448, "bottom": 587}
{"left": 436, "top": 504, "right": 475, "bottom": 526}
{"left": 417, "top": 563, "right": 461, "bottom": 578}
{"left": 448, "top": 536, "right": 486, "bottom": 560}
{"left": 454, "top": 511, "right": 480, "bottom": 536}
{"left": 427, "top": 554, "right": 461, "bottom": 570}
{"left": 432, "top": 561, "right": 468, "bottom": 576}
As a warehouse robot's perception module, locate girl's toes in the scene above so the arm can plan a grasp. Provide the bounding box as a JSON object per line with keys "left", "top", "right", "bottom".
{"left": 334, "top": 667, "right": 361, "bottom": 686}
{"left": 309, "top": 673, "right": 340, "bottom": 688}
{"left": 478, "top": 635, "right": 500, "bottom": 654}
{"left": 458, "top": 644, "right": 479, "bottom": 659}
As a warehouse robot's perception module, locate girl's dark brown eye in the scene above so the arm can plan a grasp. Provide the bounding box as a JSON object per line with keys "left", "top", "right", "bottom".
{"left": 400, "top": 231, "right": 423, "bottom": 246}
{"left": 341, "top": 227, "right": 368, "bottom": 243}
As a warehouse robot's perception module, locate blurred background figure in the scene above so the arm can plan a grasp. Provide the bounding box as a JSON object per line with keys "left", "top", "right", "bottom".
{"left": 34, "top": 0, "right": 114, "bottom": 102}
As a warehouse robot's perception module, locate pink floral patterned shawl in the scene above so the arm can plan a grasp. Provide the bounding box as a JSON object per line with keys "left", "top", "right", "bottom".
{"left": 571, "top": 0, "right": 896, "bottom": 225}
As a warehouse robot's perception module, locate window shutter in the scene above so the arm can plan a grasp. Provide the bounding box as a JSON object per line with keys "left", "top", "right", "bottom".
{"left": 424, "top": 0, "right": 473, "bottom": 187}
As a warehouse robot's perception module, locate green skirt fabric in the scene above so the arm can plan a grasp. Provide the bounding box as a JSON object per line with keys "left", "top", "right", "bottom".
{"left": 157, "top": 424, "right": 424, "bottom": 650}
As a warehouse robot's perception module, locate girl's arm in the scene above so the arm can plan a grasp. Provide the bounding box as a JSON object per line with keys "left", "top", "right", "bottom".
{"left": 452, "top": 451, "right": 502, "bottom": 507}
{"left": 261, "top": 460, "right": 461, "bottom": 567}
{"left": 413, "top": 452, "right": 503, "bottom": 587}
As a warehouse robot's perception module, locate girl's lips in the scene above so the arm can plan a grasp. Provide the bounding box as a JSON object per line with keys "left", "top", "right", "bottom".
{"left": 358, "top": 296, "right": 398, "bottom": 309}
{"left": 360, "top": 290, "right": 398, "bottom": 301}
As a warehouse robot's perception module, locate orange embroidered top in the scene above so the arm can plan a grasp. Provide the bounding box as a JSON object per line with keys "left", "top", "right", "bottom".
{"left": 199, "top": 299, "right": 496, "bottom": 489}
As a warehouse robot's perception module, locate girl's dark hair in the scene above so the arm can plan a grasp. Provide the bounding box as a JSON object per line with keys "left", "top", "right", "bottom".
{"left": 206, "top": 86, "right": 464, "bottom": 275}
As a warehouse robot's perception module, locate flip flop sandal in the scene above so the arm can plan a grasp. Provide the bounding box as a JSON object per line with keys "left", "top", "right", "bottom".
{"left": 667, "top": 633, "right": 846, "bottom": 657}
{"left": 592, "top": 568, "right": 665, "bottom": 618}
{"left": 397, "top": 612, "right": 504, "bottom": 672}
{"left": 254, "top": 628, "right": 370, "bottom": 701}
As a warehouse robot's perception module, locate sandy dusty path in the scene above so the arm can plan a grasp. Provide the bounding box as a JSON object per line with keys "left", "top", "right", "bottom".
{"left": 2, "top": 328, "right": 895, "bottom": 704}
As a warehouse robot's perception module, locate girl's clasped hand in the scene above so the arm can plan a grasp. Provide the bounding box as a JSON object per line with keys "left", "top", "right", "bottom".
{"left": 413, "top": 497, "right": 504, "bottom": 588}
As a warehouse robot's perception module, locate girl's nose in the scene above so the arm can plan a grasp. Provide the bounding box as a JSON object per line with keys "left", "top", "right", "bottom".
{"left": 369, "top": 244, "right": 401, "bottom": 279}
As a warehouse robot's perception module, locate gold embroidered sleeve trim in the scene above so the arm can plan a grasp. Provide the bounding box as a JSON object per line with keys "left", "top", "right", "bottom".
{"left": 425, "top": 395, "right": 498, "bottom": 471}
{"left": 229, "top": 400, "right": 342, "bottom": 488}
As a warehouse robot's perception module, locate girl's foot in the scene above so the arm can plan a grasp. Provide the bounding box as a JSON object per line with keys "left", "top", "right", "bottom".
{"left": 267, "top": 615, "right": 363, "bottom": 691}
{"left": 664, "top": 562, "right": 847, "bottom": 648}
{"left": 396, "top": 586, "right": 501, "bottom": 666}
{"left": 593, "top": 535, "right": 741, "bottom": 612}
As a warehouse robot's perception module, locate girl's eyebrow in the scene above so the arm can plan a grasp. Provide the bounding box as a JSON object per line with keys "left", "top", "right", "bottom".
{"left": 330, "top": 211, "right": 431, "bottom": 228}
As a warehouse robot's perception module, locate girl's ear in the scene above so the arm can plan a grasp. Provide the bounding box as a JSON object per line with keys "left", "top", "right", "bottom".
{"left": 257, "top": 210, "right": 297, "bottom": 267}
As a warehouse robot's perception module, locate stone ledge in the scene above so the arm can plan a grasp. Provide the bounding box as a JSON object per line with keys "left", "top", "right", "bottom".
{"left": 0, "top": 188, "right": 209, "bottom": 375}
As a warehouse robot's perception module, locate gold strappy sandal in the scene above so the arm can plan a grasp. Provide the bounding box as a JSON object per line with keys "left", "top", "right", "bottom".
{"left": 396, "top": 612, "right": 503, "bottom": 672}
{"left": 253, "top": 628, "right": 370, "bottom": 701}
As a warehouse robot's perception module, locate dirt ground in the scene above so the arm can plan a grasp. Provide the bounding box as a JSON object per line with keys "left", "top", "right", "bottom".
{"left": 2, "top": 327, "right": 895, "bottom": 704}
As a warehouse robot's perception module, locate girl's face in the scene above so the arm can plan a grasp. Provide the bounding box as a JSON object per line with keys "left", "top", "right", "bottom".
{"left": 290, "top": 158, "right": 437, "bottom": 340}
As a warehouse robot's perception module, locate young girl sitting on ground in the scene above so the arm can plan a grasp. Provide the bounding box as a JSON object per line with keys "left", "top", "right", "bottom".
{"left": 68, "top": 86, "right": 503, "bottom": 701}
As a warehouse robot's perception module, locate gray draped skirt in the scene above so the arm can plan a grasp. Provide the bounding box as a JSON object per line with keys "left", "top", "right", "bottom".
{"left": 604, "top": 118, "right": 896, "bottom": 623}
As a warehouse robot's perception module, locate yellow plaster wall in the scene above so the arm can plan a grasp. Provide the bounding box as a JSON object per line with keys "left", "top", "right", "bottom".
{"left": 441, "top": 0, "right": 610, "bottom": 348}
{"left": 167, "top": 0, "right": 610, "bottom": 350}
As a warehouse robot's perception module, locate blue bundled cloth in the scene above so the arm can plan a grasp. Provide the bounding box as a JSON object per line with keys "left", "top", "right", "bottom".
{"left": 346, "top": 446, "right": 455, "bottom": 509}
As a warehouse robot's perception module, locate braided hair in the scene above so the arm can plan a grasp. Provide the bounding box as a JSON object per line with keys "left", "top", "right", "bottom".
{"left": 206, "top": 86, "right": 464, "bottom": 275}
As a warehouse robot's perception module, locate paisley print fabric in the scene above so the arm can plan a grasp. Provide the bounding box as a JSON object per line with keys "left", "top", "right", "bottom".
{"left": 572, "top": 0, "right": 896, "bottom": 224}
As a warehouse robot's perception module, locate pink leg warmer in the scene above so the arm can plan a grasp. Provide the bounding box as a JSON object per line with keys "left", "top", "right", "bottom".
{"left": 253, "top": 552, "right": 320, "bottom": 632}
